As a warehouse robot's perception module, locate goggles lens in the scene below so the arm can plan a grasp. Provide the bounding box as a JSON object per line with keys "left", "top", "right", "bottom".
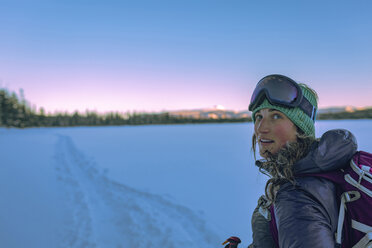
{"left": 249, "top": 75, "right": 301, "bottom": 111}
{"left": 249, "top": 74, "right": 316, "bottom": 121}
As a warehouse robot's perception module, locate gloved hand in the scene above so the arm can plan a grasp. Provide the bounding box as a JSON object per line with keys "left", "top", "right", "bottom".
{"left": 222, "top": 236, "right": 241, "bottom": 248}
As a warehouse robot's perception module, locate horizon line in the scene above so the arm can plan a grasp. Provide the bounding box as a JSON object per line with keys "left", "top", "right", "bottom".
{"left": 38, "top": 105, "right": 372, "bottom": 115}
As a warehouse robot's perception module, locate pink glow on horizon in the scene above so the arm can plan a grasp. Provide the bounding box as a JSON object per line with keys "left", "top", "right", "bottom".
{"left": 3, "top": 79, "right": 371, "bottom": 114}
{"left": 1, "top": 62, "right": 371, "bottom": 113}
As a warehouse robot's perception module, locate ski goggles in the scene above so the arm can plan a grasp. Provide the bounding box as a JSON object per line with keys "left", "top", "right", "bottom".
{"left": 248, "top": 74, "right": 317, "bottom": 121}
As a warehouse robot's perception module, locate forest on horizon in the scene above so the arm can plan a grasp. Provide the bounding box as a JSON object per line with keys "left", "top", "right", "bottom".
{"left": 1, "top": 88, "right": 371, "bottom": 128}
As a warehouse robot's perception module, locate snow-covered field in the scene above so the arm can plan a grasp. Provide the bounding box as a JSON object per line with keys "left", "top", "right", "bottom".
{"left": 1, "top": 120, "right": 371, "bottom": 248}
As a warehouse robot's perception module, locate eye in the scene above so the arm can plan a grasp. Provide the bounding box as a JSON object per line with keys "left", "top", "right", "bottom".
{"left": 255, "top": 114, "right": 263, "bottom": 121}
{"left": 273, "top": 113, "right": 282, "bottom": 119}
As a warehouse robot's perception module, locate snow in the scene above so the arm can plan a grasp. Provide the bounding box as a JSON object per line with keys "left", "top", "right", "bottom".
{"left": 1, "top": 120, "right": 371, "bottom": 248}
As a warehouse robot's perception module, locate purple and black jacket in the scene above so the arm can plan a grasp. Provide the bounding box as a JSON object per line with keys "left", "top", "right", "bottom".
{"left": 249, "top": 129, "right": 357, "bottom": 248}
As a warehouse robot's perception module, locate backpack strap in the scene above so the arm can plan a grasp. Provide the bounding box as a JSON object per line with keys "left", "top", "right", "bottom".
{"left": 352, "top": 220, "right": 372, "bottom": 234}
{"left": 348, "top": 159, "right": 372, "bottom": 197}
{"left": 351, "top": 232, "right": 372, "bottom": 248}
{"left": 335, "top": 191, "right": 361, "bottom": 245}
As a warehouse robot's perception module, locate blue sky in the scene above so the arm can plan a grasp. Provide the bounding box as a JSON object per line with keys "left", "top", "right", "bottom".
{"left": 0, "top": 0, "right": 371, "bottom": 113}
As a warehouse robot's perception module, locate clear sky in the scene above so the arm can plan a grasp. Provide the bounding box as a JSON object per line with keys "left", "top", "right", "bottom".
{"left": 1, "top": 0, "right": 371, "bottom": 113}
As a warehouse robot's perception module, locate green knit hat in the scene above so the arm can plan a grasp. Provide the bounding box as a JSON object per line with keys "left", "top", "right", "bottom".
{"left": 251, "top": 84, "right": 318, "bottom": 137}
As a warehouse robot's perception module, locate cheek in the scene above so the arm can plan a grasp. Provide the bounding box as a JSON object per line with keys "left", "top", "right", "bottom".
{"left": 273, "top": 123, "right": 297, "bottom": 146}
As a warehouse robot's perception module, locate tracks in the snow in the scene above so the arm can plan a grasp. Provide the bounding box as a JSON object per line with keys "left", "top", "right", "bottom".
{"left": 53, "top": 135, "right": 219, "bottom": 248}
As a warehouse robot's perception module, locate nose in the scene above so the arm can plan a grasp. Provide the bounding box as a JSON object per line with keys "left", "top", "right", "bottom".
{"left": 256, "top": 116, "right": 270, "bottom": 134}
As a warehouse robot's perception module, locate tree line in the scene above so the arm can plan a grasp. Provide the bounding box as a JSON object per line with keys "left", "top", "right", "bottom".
{"left": 317, "top": 109, "right": 372, "bottom": 120}
{"left": 1, "top": 88, "right": 371, "bottom": 128}
{"left": 0, "top": 88, "right": 250, "bottom": 128}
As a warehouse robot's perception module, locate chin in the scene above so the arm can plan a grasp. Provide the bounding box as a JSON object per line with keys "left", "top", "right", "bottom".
{"left": 259, "top": 150, "right": 269, "bottom": 159}
{"left": 259, "top": 148, "right": 277, "bottom": 159}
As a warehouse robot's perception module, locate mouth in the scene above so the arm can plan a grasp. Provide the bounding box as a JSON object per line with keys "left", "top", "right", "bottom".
{"left": 259, "top": 138, "right": 274, "bottom": 145}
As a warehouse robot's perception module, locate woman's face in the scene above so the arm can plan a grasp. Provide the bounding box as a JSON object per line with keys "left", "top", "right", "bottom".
{"left": 254, "top": 108, "right": 297, "bottom": 158}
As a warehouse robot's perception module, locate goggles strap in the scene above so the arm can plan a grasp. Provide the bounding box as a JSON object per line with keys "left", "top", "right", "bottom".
{"left": 299, "top": 96, "right": 317, "bottom": 121}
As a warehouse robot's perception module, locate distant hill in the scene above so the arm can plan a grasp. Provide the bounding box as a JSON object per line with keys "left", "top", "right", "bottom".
{"left": 317, "top": 106, "right": 370, "bottom": 114}
{"left": 169, "top": 108, "right": 250, "bottom": 119}
{"left": 317, "top": 107, "right": 372, "bottom": 120}
{"left": 169, "top": 106, "right": 372, "bottom": 120}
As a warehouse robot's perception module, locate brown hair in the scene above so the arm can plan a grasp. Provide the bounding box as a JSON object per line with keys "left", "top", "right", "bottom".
{"left": 252, "top": 131, "right": 316, "bottom": 203}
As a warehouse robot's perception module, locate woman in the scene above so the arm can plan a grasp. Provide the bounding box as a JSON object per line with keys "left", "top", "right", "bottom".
{"left": 247, "top": 74, "right": 357, "bottom": 247}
